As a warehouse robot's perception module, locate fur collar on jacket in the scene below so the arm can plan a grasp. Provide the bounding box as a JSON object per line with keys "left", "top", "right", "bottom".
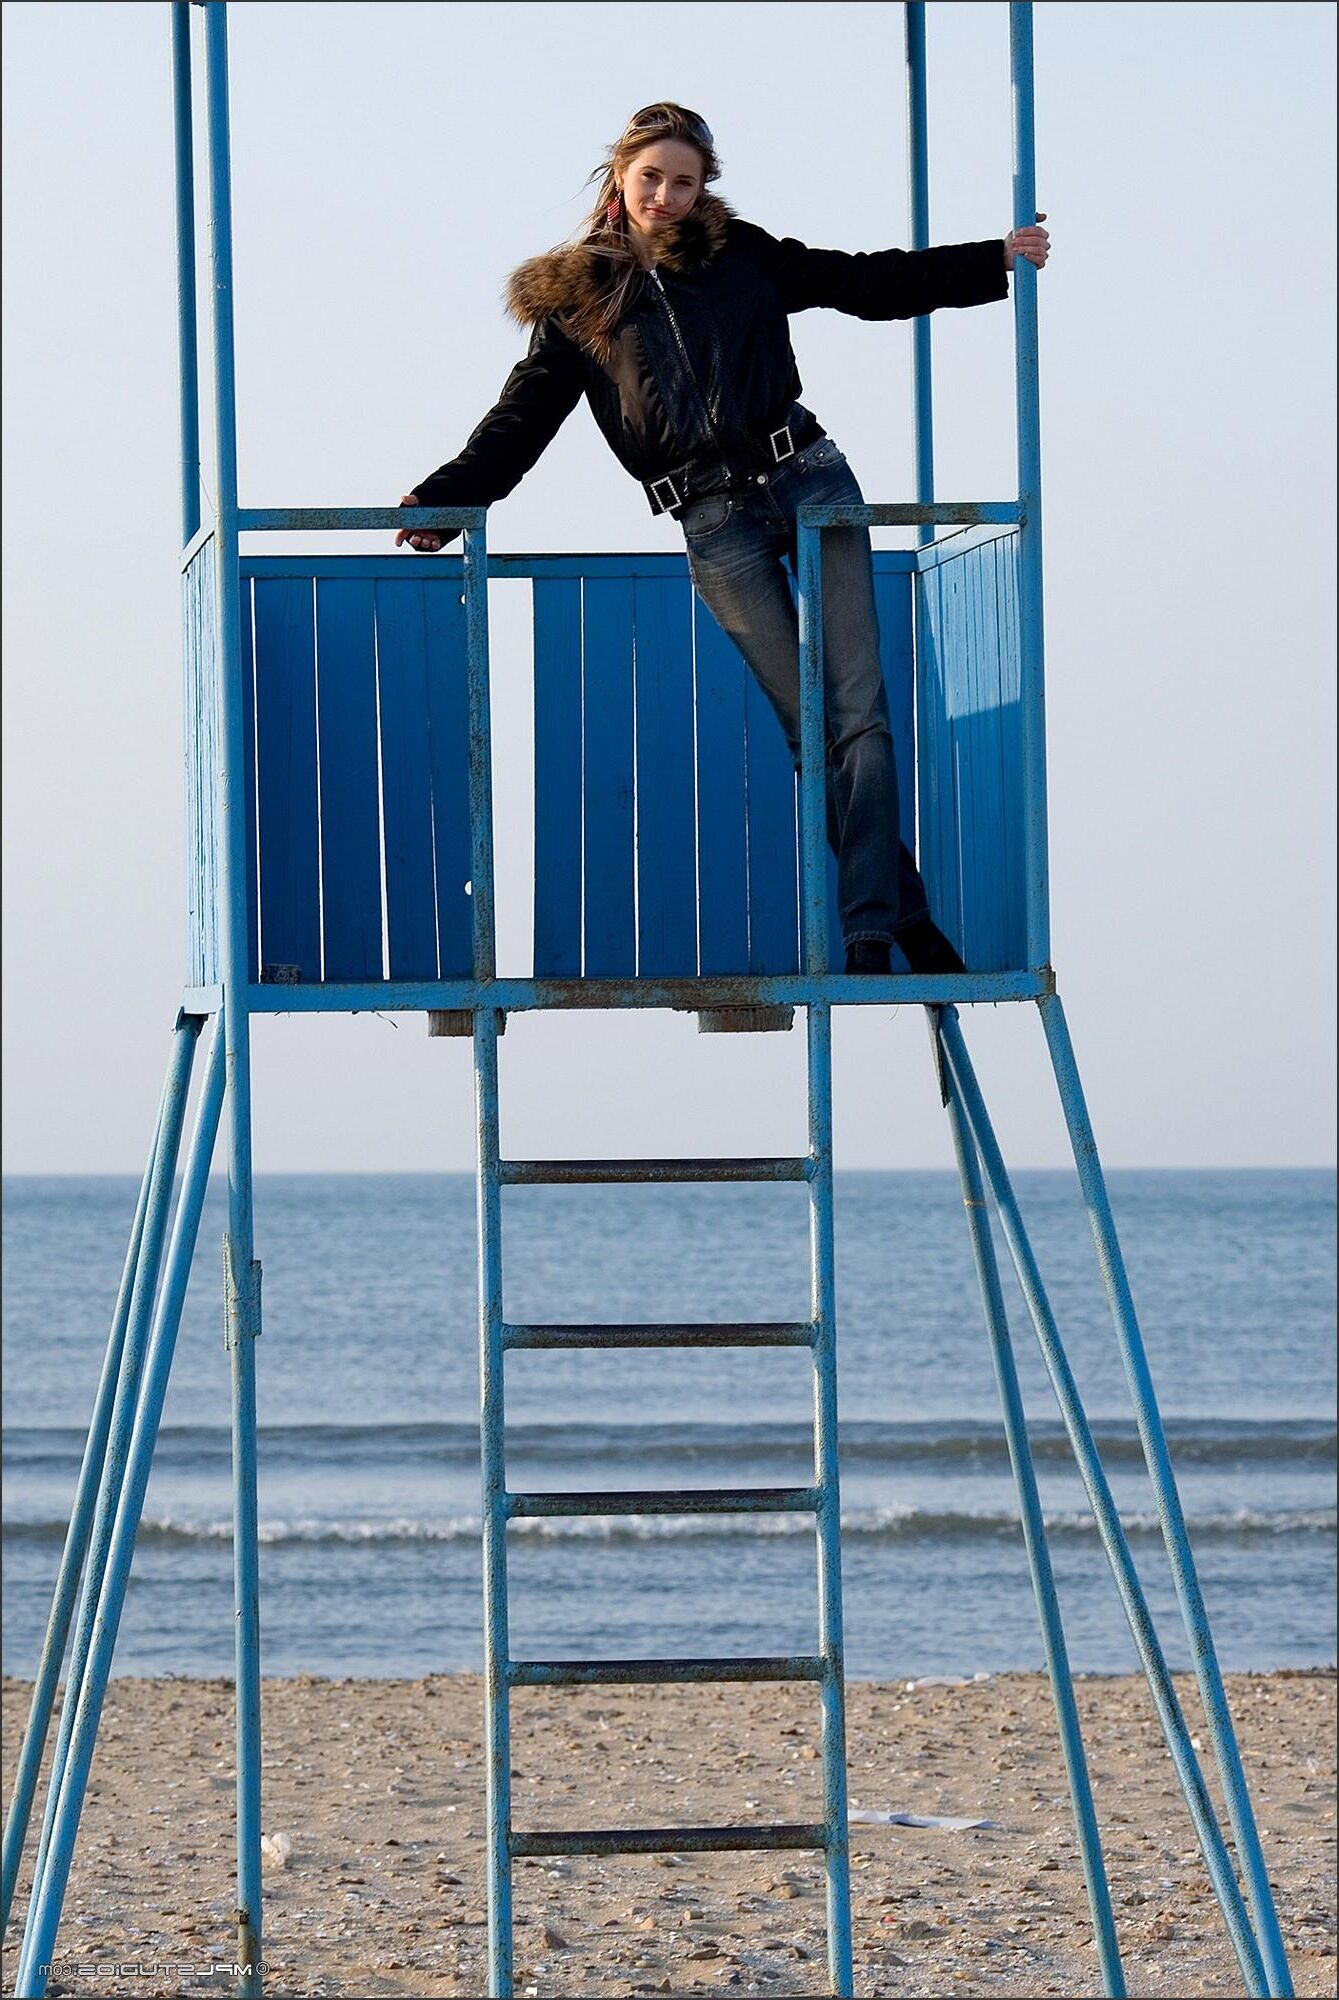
{"left": 503, "top": 189, "right": 738, "bottom": 360}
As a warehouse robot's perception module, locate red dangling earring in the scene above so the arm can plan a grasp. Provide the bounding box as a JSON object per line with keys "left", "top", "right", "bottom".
{"left": 606, "top": 190, "right": 623, "bottom": 225}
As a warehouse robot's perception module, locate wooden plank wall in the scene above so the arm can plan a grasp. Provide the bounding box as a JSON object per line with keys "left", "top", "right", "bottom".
{"left": 533, "top": 559, "right": 916, "bottom": 978}
{"left": 183, "top": 538, "right": 222, "bottom": 987}
{"left": 233, "top": 572, "right": 473, "bottom": 984}
{"left": 915, "top": 532, "right": 1026, "bottom": 973}
{"left": 185, "top": 544, "right": 1026, "bottom": 992}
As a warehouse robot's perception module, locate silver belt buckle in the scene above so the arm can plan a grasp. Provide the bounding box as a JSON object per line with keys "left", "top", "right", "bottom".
{"left": 769, "top": 423, "right": 795, "bottom": 463}
{"left": 650, "top": 471, "right": 684, "bottom": 514}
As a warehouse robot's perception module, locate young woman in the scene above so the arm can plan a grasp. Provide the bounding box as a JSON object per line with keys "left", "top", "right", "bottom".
{"left": 398, "top": 102, "right": 1049, "bottom": 973}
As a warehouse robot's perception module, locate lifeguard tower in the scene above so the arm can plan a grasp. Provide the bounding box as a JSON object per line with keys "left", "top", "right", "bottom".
{"left": 4, "top": 5, "right": 1297, "bottom": 1998}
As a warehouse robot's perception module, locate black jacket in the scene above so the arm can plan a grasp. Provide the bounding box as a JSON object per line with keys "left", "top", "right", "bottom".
{"left": 413, "top": 191, "right": 1010, "bottom": 520}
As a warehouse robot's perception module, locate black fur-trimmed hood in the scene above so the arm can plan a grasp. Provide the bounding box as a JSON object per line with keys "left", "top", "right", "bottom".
{"left": 503, "top": 189, "right": 738, "bottom": 341}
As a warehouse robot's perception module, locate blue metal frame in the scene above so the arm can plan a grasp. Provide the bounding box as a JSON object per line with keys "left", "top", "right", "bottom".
{"left": 1009, "top": 1, "right": 1051, "bottom": 970}
{"left": 4, "top": 9, "right": 1295, "bottom": 2000}
{"left": 934, "top": 1003, "right": 1283, "bottom": 1998}
{"left": 928, "top": 1008, "right": 1125, "bottom": 1993}
{"left": 1038, "top": 994, "right": 1292, "bottom": 1995}
{"left": 1, "top": 1067, "right": 170, "bottom": 1933}
{"left": 199, "top": 11, "right": 265, "bottom": 1991}
{"left": 15, "top": 1012, "right": 209, "bottom": 1995}
{"left": 905, "top": 3, "right": 935, "bottom": 549}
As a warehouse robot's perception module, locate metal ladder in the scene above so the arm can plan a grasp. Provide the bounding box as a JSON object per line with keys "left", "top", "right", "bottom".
{"left": 470, "top": 1000, "right": 854, "bottom": 2000}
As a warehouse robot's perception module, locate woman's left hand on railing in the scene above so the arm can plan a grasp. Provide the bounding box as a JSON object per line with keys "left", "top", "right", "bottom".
{"left": 1004, "top": 215, "right": 1050, "bottom": 270}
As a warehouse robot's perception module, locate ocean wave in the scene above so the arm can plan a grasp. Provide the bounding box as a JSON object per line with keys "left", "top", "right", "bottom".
{"left": 5, "top": 1504, "right": 1333, "bottom": 1550}
{"left": 4, "top": 1415, "right": 1333, "bottom": 1472}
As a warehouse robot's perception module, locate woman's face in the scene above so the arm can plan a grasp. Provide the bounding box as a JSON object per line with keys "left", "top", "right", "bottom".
{"left": 618, "top": 139, "right": 705, "bottom": 237}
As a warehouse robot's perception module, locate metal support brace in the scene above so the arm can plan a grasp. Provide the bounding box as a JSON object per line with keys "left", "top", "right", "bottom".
{"left": 1, "top": 1051, "right": 173, "bottom": 1932}
{"left": 1036, "top": 992, "right": 1294, "bottom": 1996}
{"left": 15, "top": 1017, "right": 220, "bottom": 1999}
{"left": 935, "top": 1003, "right": 1276, "bottom": 1997}
{"left": 927, "top": 1007, "right": 1124, "bottom": 1994}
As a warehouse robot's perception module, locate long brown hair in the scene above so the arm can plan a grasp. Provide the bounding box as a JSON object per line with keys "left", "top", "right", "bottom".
{"left": 572, "top": 103, "right": 722, "bottom": 359}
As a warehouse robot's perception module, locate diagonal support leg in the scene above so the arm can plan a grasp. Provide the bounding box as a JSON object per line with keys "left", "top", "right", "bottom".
{"left": 15, "top": 1010, "right": 203, "bottom": 1991}
{"left": 2, "top": 1055, "right": 173, "bottom": 1931}
{"left": 1037, "top": 990, "right": 1293, "bottom": 1996}
{"left": 926, "top": 1006, "right": 1125, "bottom": 1995}
{"left": 15, "top": 1019, "right": 225, "bottom": 1998}
{"left": 935, "top": 1004, "right": 1274, "bottom": 1998}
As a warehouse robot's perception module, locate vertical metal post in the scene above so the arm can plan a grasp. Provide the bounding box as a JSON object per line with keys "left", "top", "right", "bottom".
{"left": 475, "top": 1007, "right": 513, "bottom": 1999}
{"left": 927, "top": 1010, "right": 1124, "bottom": 1994}
{"left": 15, "top": 1015, "right": 203, "bottom": 1996}
{"left": 904, "top": 1, "right": 935, "bottom": 547}
{"left": 464, "top": 521, "right": 497, "bottom": 982}
{"left": 806, "top": 1002, "right": 853, "bottom": 1998}
{"left": 172, "top": 2, "right": 200, "bottom": 546}
{"left": 1009, "top": 2, "right": 1050, "bottom": 968}
{"left": 935, "top": 1005, "right": 1271, "bottom": 1998}
{"left": 1037, "top": 993, "right": 1293, "bottom": 1996}
{"left": 199, "top": 9, "right": 264, "bottom": 1992}
{"left": 1, "top": 1078, "right": 168, "bottom": 1932}
{"left": 795, "top": 516, "right": 831, "bottom": 975}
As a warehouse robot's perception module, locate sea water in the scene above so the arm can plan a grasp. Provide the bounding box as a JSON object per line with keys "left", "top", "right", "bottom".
{"left": 2, "top": 1170, "right": 1333, "bottom": 1679}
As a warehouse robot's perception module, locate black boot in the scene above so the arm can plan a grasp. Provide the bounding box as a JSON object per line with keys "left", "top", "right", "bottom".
{"left": 894, "top": 915, "right": 965, "bottom": 974}
{"left": 844, "top": 939, "right": 892, "bottom": 974}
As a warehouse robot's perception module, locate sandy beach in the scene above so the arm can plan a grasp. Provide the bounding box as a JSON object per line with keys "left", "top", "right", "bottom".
{"left": 3, "top": 1669, "right": 1334, "bottom": 1998}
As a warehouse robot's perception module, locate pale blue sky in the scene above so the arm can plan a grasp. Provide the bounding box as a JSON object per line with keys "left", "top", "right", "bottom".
{"left": 2, "top": 1, "right": 1335, "bottom": 1172}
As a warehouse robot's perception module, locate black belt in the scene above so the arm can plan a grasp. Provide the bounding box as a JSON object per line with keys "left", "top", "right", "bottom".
{"left": 643, "top": 413, "right": 828, "bottom": 518}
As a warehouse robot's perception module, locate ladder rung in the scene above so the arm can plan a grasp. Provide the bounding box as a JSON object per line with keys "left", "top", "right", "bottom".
{"left": 502, "top": 1320, "right": 816, "bottom": 1350}
{"left": 506, "top": 1486, "right": 821, "bottom": 1519}
{"left": 508, "top": 1655, "right": 827, "bottom": 1687}
{"left": 498, "top": 1156, "right": 814, "bottom": 1185}
{"left": 511, "top": 1823, "right": 829, "bottom": 1859}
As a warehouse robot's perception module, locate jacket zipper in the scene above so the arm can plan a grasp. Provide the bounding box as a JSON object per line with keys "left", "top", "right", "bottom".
{"left": 649, "top": 267, "right": 722, "bottom": 454}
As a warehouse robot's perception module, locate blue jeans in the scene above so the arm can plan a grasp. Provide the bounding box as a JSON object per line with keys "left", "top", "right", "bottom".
{"left": 678, "top": 434, "right": 931, "bottom": 949}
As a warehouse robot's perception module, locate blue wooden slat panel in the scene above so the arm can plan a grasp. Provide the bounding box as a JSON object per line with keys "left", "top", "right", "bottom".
{"left": 253, "top": 578, "right": 321, "bottom": 982}
{"left": 916, "top": 558, "right": 963, "bottom": 951}
{"left": 957, "top": 549, "right": 989, "bottom": 964}
{"left": 692, "top": 598, "right": 748, "bottom": 975}
{"left": 874, "top": 568, "right": 915, "bottom": 969}
{"left": 532, "top": 579, "right": 582, "bottom": 976}
{"left": 633, "top": 576, "right": 697, "bottom": 976}
{"left": 874, "top": 570, "right": 917, "bottom": 852}
{"left": 976, "top": 535, "right": 1024, "bottom": 970}
{"left": 374, "top": 581, "right": 440, "bottom": 980}
{"left": 745, "top": 670, "right": 800, "bottom": 975}
{"left": 239, "top": 575, "right": 260, "bottom": 982}
{"left": 997, "top": 537, "right": 1026, "bottom": 963}
{"left": 981, "top": 541, "right": 1010, "bottom": 968}
{"left": 784, "top": 558, "right": 837, "bottom": 974}
{"left": 422, "top": 582, "right": 472, "bottom": 976}
{"left": 915, "top": 533, "right": 1027, "bottom": 974}
{"left": 581, "top": 578, "right": 636, "bottom": 977}
{"left": 199, "top": 541, "right": 221, "bottom": 987}
{"left": 182, "top": 549, "right": 208, "bottom": 986}
{"left": 314, "top": 578, "right": 383, "bottom": 982}
{"left": 823, "top": 844, "right": 843, "bottom": 967}
{"left": 947, "top": 557, "right": 970, "bottom": 946}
